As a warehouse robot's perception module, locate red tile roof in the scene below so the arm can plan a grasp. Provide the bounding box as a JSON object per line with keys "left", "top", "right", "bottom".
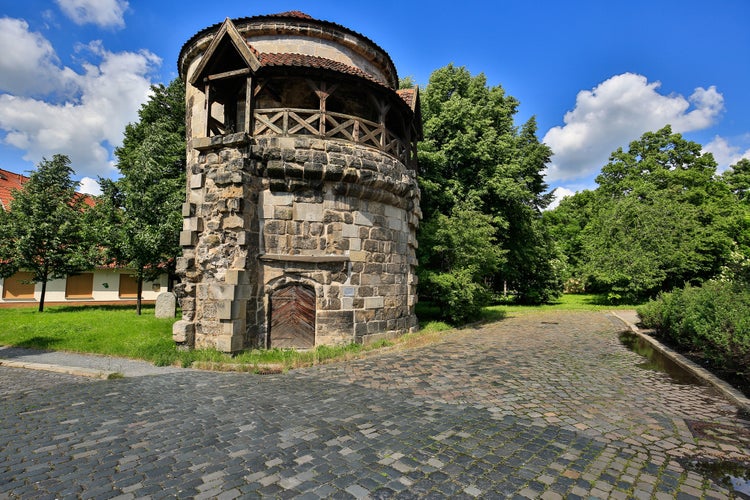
{"left": 0, "top": 167, "right": 95, "bottom": 210}
{"left": 0, "top": 168, "right": 27, "bottom": 211}
{"left": 258, "top": 52, "right": 389, "bottom": 86}
{"left": 397, "top": 88, "right": 417, "bottom": 110}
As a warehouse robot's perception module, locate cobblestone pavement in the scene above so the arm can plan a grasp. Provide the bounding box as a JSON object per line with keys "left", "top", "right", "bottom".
{"left": 1, "top": 311, "right": 749, "bottom": 499}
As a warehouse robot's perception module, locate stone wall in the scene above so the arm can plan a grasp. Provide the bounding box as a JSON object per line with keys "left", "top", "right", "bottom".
{"left": 174, "top": 134, "right": 420, "bottom": 351}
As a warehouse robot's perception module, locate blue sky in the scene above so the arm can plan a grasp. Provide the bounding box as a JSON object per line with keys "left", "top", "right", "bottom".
{"left": 1, "top": 0, "right": 748, "bottom": 205}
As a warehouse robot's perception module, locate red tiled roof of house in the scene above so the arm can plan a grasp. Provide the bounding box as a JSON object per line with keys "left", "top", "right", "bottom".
{"left": 396, "top": 88, "right": 417, "bottom": 110}
{"left": 0, "top": 167, "right": 95, "bottom": 210}
{"left": 258, "top": 52, "right": 389, "bottom": 86}
{"left": 0, "top": 168, "right": 27, "bottom": 211}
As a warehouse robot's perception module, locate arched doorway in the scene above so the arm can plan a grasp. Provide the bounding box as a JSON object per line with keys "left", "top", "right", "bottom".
{"left": 269, "top": 284, "right": 316, "bottom": 348}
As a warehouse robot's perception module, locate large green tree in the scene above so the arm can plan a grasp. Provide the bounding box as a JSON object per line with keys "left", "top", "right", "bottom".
{"left": 98, "top": 78, "right": 186, "bottom": 314}
{"left": 417, "top": 65, "right": 561, "bottom": 320}
{"left": 0, "top": 155, "right": 97, "bottom": 312}
{"left": 546, "top": 126, "right": 741, "bottom": 302}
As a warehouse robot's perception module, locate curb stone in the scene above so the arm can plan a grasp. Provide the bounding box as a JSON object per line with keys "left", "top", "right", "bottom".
{"left": 610, "top": 310, "right": 750, "bottom": 414}
{"left": 0, "top": 359, "right": 117, "bottom": 379}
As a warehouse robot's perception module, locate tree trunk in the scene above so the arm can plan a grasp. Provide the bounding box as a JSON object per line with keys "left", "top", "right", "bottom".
{"left": 38, "top": 278, "right": 47, "bottom": 313}
{"left": 136, "top": 274, "right": 143, "bottom": 316}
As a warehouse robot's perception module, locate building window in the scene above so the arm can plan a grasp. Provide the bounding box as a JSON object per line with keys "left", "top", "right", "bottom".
{"left": 118, "top": 274, "right": 139, "bottom": 299}
{"left": 2, "top": 271, "right": 35, "bottom": 299}
{"left": 65, "top": 273, "right": 94, "bottom": 299}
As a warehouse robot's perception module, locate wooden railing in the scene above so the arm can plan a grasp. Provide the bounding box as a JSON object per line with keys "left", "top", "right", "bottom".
{"left": 253, "top": 108, "right": 411, "bottom": 165}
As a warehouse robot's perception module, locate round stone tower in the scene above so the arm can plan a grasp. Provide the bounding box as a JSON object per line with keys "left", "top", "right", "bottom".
{"left": 173, "top": 11, "right": 421, "bottom": 352}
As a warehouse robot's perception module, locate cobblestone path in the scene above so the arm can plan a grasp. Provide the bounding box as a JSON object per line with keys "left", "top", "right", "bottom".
{"left": 1, "top": 311, "right": 749, "bottom": 498}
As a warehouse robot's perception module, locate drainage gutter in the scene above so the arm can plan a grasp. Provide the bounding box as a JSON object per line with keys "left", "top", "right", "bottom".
{"left": 610, "top": 311, "right": 750, "bottom": 415}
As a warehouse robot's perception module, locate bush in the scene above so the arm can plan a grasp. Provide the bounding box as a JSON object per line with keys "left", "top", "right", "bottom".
{"left": 420, "top": 269, "right": 491, "bottom": 325}
{"left": 637, "top": 281, "right": 750, "bottom": 375}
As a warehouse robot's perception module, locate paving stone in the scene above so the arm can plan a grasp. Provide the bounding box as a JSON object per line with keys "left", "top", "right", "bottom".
{"left": 2, "top": 311, "right": 749, "bottom": 498}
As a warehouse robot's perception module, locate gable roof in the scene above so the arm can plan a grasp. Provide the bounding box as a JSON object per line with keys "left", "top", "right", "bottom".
{"left": 189, "top": 17, "right": 261, "bottom": 86}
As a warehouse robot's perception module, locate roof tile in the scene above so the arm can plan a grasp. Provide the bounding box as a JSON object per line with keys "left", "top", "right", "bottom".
{"left": 258, "top": 52, "right": 388, "bottom": 86}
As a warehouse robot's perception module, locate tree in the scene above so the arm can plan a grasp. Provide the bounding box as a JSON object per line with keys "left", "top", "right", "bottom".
{"left": 418, "top": 204, "right": 506, "bottom": 323}
{"left": 541, "top": 189, "right": 598, "bottom": 290}
{"left": 0, "top": 155, "right": 97, "bottom": 312}
{"left": 545, "top": 126, "right": 738, "bottom": 302}
{"left": 417, "top": 65, "right": 561, "bottom": 320}
{"left": 98, "top": 78, "right": 186, "bottom": 314}
{"left": 722, "top": 158, "right": 750, "bottom": 203}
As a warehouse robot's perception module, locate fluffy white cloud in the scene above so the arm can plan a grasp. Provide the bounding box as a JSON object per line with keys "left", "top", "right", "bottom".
{"left": 543, "top": 73, "right": 724, "bottom": 182}
{"left": 55, "top": 0, "right": 129, "bottom": 28}
{"left": 703, "top": 136, "right": 750, "bottom": 173}
{"left": 78, "top": 176, "right": 102, "bottom": 195}
{"left": 0, "top": 19, "right": 160, "bottom": 179}
{"left": 0, "top": 18, "right": 78, "bottom": 97}
{"left": 546, "top": 187, "right": 576, "bottom": 211}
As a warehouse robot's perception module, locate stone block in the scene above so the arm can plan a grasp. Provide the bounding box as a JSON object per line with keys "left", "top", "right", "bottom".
{"left": 236, "top": 231, "right": 248, "bottom": 246}
{"left": 384, "top": 205, "right": 402, "bottom": 219}
{"left": 387, "top": 217, "right": 403, "bottom": 231}
{"left": 182, "top": 217, "right": 203, "bottom": 231}
{"left": 214, "top": 333, "right": 245, "bottom": 353}
{"left": 223, "top": 215, "right": 244, "bottom": 229}
{"left": 349, "top": 250, "right": 367, "bottom": 262}
{"left": 182, "top": 202, "right": 195, "bottom": 217}
{"left": 274, "top": 206, "right": 293, "bottom": 220}
{"left": 208, "top": 284, "right": 235, "bottom": 300}
{"left": 364, "top": 297, "right": 384, "bottom": 309}
{"left": 225, "top": 269, "right": 245, "bottom": 285}
{"left": 293, "top": 202, "right": 324, "bottom": 222}
{"left": 354, "top": 211, "right": 374, "bottom": 226}
{"left": 155, "top": 292, "right": 177, "bottom": 318}
{"left": 180, "top": 230, "right": 197, "bottom": 247}
{"left": 342, "top": 224, "right": 358, "bottom": 238}
{"left": 216, "top": 300, "right": 245, "bottom": 320}
{"left": 190, "top": 173, "right": 203, "bottom": 189}
{"left": 261, "top": 191, "right": 294, "bottom": 206}
{"left": 172, "top": 320, "right": 195, "bottom": 344}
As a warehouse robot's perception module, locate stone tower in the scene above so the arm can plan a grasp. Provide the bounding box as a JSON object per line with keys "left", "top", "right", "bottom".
{"left": 173, "top": 11, "right": 421, "bottom": 352}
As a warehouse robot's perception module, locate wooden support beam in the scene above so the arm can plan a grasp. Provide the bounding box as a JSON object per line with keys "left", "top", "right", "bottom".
{"left": 204, "top": 68, "right": 252, "bottom": 82}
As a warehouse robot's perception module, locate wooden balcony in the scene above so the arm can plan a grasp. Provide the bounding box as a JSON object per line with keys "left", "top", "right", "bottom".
{"left": 253, "top": 108, "right": 414, "bottom": 166}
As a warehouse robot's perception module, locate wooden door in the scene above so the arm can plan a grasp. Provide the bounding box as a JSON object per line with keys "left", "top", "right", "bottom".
{"left": 269, "top": 285, "right": 315, "bottom": 348}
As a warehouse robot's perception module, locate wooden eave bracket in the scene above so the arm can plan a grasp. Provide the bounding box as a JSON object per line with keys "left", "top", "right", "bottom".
{"left": 189, "top": 17, "right": 261, "bottom": 87}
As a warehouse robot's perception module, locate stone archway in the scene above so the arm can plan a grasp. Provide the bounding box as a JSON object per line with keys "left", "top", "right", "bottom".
{"left": 269, "top": 284, "right": 316, "bottom": 348}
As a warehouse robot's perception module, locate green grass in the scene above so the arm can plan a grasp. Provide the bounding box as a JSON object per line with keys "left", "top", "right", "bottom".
{"left": 484, "top": 293, "right": 643, "bottom": 318}
{"left": 0, "top": 304, "right": 178, "bottom": 363}
{"left": 0, "top": 304, "right": 394, "bottom": 371}
{"left": 0, "top": 294, "right": 639, "bottom": 371}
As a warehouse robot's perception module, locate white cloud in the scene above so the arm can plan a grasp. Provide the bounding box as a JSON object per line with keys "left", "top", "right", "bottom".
{"left": 0, "top": 18, "right": 77, "bottom": 97}
{"left": 703, "top": 136, "right": 750, "bottom": 173}
{"left": 543, "top": 73, "right": 724, "bottom": 182}
{"left": 546, "top": 187, "right": 576, "bottom": 211}
{"left": 0, "top": 19, "right": 160, "bottom": 179}
{"left": 78, "top": 176, "right": 102, "bottom": 195}
{"left": 55, "top": 0, "right": 129, "bottom": 28}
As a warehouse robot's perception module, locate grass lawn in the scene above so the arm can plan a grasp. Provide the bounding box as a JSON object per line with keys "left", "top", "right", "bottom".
{"left": 0, "top": 305, "right": 178, "bottom": 364}
{"left": 0, "top": 294, "right": 639, "bottom": 371}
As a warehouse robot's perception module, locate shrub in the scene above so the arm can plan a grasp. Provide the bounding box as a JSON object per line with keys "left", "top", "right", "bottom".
{"left": 637, "top": 281, "right": 750, "bottom": 374}
{"left": 420, "top": 269, "right": 491, "bottom": 325}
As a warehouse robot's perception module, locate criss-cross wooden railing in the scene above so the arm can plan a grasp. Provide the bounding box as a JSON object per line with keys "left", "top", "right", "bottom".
{"left": 253, "top": 108, "right": 410, "bottom": 165}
